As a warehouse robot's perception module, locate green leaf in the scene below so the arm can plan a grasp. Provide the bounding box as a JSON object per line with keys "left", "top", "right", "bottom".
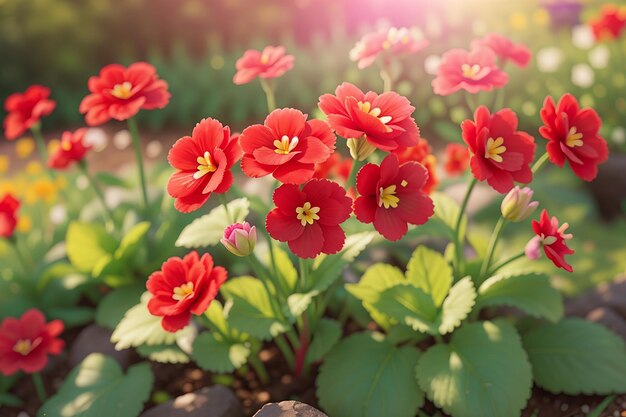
{"left": 192, "top": 332, "right": 250, "bottom": 373}
{"left": 95, "top": 172, "right": 130, "bottom": 188}
{"left": 66, "top": 222, "right": 117, "bottom": 273}
{"left": 317, "top": 332, "right": 423, "bottom": 417}
{"left": 373, "top": 284, "right": 437, "bottom": 333}
{"left": 522, "top": 319, "right": 626, "bottom": 395}
{"left": 204, "top": 300, "right": 230, "bottom": 337}
{"left": 286, "top": 291, "right": 319, "bottom": 319}
{"left": 406, "top": 246, "right": 453, "bottom": 306}
{"left": 111, "top": 293, "right": 178, "bottom": 350}
{"left": 416, "top": 321, "right": 532, "bottom": 417}
{"left": 0, "top": 392, "right": 22, "bottom": 407}
{"left": 96, "top": 286, "right": 145, "bottom": 330}
{"left": 221, "top": 276, "right": 286, "bottom": 340}
{"left": 346, "top": 263, "right": 405, "bottom": 329}
{"left": 137, "top": 344, "right": 190, "bottom": 364}
{"left": 436, "top": 276, "right": 476, "bottom": 335}
{"left": 47, "top": 306, "right": 95, "bottom": 328}
{"left": 306, "top": 318, "right": 342, "bottom": 363}
{"left": 115, "top": 221, "right": 151, "bottom": 259}
{"left": 478, "top": 273, "right": 563, "bottom": 323}
{"left": 38, "top": 354, "right": 153, "bottom": 417}
{"left": 176, "top": 198, "right": 250, "bottom": 248}
{"left": 271, "top": 247, "right": 298, "bottom": 291}
{"left": 431, "top": 192, "right": 467, "bottom": 241}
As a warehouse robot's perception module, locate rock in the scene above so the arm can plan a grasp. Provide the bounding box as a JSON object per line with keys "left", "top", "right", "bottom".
{"left": 587, "top": 307, "right": 626, "bottom": 340}
{"left": 140, "top": 386, "right": 244, "bottom": 417}
{"left": 69, "top": 324, "right": 132, "bottom": 368}
{"left": 253, "top": 401, "right": 328, "bottom": 417}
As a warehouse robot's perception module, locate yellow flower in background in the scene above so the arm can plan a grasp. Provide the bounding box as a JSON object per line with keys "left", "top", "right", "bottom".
{"left": 15, "top": 137, "right": 35, "bottom": 159}
{"left": 509, "top": 12, "right": 528, "bottom": 30}
{"left": 0, "top": 180, "right": 18, "bottom": 196}
{"left": 17, "top": 215, "right": 32, "bottom": 233}
{"left": 55, "top": 176, "right": 68, "bottom": 190}
{"left": 26, "top": 178, "right": 57, "bottom": 204}
{"left": 25, "top": 161, "right": 43, "bottom": 176}
{"left": 533, "top": 9, "right": 550, "bottom": 26}
{"left": 48, "top": 139, "right": 60, "bottom": 155}
{"left": 0, "top": 155, "right": 9, "bottom": 174}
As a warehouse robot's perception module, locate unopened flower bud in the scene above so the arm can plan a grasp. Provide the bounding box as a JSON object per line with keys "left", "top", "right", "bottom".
{"left": 347, "top": 137, "right": 376, "bottom": 161}
{"left": 221, "top": 222, "right": 256, "bottom": 257}
{"left": 524, "top": 235, "right": 542, "bottom": 260}
{"left": 501, "top": 186, "right": 539, "bottom": 222}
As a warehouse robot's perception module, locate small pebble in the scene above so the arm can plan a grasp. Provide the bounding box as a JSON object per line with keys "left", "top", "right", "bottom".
{"left": 183, "top": 382, "right": 193, "bottom": 392}
{"left": 561, "top": 403, "right": 569, "bottom": 411}
{"left": 581, "top": 404, "right": 590, "bottom": 413}
{"left": 257, "top": 391, "right": 270, "bottom": 402}
{"left": 281, "top": 374, "right": 293, "bottom": 384}
{"left": 259, "top": 349, "right": 273, "bottom": 362}
{"left": 188, "top": 368, "right": 203, "bottom": 380}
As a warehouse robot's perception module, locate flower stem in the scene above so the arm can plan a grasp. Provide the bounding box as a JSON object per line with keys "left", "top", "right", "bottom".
{"left": 275, "top": 333, "right": 296, "bottom": 368}
{"left": 78, "top": 160, "right": 115, "bottom": 231}
{"left": 531, "top": 152, "right": 550, "bottom": 174}
{"left": 30, "top": 124, "right": 56, "bottom": 180}
{"left": 127, "top": 118, "right": 149, "bottom": 210}
{"left": 493, "top": 87, "right": 506, "bottom": 111}
{"left": 248, "top": 354, "right": 270, "bottom": 385}
{"left": 488, "top": 251, "right": 526, "bottom": 276}
{"left": 478, "top": 217, "right": 507, "bottom": 283}
{"left": 32, "top": 373, "right": 47, "bottom": 403}
{"left": 260, "top": 79, "right": 276, "bottom": 112}
{"left": 346, "top": 158, "right": 365, "bottom": 191}
{"left": 8, "top": 236, "right": 30, "bottom": 274}
{"left": 464, "top": 93, "right": 479, "bottom": 112}
{"left": 219, "top": 194, "right": 233, "bottom": 224}
{"left": 453, "top": 178, "right": 477, "bottom": 278}
{"left": 298, "top": 258, "right": 309, "bottom": 292}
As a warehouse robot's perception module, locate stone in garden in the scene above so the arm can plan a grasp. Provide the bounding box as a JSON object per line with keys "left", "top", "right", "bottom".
{"left": 253, "top": 401, "right": 328, "bottom": 417}
{"left": 586, "top": 307, "right": 626, "bottom": 341}
{"left": 69, "top": 324, "right": 132, "bottom": 368}
{"left": 140, "top": 386, "right": 245, "bottom": 417}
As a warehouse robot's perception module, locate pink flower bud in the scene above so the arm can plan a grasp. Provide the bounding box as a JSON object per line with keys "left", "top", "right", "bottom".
{"left": 501, "top": 186, "right": 539, "bottom": 222}
{"left": 525, "top": 236, "right": 542, "bottom": 260}
{"left": 221, "top": 222, "right": 257, "bottom": 257}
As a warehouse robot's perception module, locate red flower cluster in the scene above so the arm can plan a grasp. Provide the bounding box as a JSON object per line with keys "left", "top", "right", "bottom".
{"left": 462, "top": 106, "right": 535, "bottom": 193}
{"left": 3, "top": 85, "right": 56, "bottom": 140}
{"left": 0, "top": 309, "right": 64, "bottom": 376}
{"left": 355, "top": 154, "right": 434, "bottom": 241}
{"left": 392, "top": 139, "right": 439, "bottom": 195}
{"left": 313, "top": 153, "right": 352, "bottom": 184}
{"left": 319, "top": 82, "right": 420, "bottom": 153}
{"left": 167, "top": 118, "right": 242, "bottom": 213}
{"left": 266, "top": 180, "right": 352, "bottom": 258}
{"left": 444, "top": 143, "right": 470, "bottom": 176}
{"left": 233, "top": 46, "right": 295, "bottom": 85}
{"left": 350, "top": 26, "right": 428, "bottom": 69}
{"left": 432, "top": 48, "right": 508, "bottom": 96}
{"left": 80, "top": 62, "right": 170, "bottom": 126}
{"left": 589, "top": 5, "right": 626, "bottom": 40}
{"left": 539, "top": 94, "right": 608, "bottom": 181}
{"left": 471, "top": 34, "right": 532, "bottom": 68}
{"left": 147, "top": 251, "right": 227, "bottom": 332}
{"left": 48, "top": 128, "right": 91, "bottom": 170}
{"left": 240, "top": 108, "right": 335, "bottom": 184}
{"left": 0, "top": 193, "right": 20, "bottom": 239}
{"left": 527, "top": 209, "right": 575, "bottom": 272}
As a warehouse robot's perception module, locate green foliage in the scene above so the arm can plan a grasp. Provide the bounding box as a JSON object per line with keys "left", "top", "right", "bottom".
{"left": 96, "top": 285, "right": 146, "bottom": 329}
{"left": 137, "top": 344, "right": 190, "bottom": 364}
{"left": 416, "top": 321, "right": 532, "bottom": 417}
{"left": 38, "top": 354, "right": 153, "bottom": 417}
{"left": 306, "top": 319, "right": 342, "bottom": 363}
{"left": 192, "top": 333, "right": 251, "bottom": 373}
{"left": 435, "top": 276, "right": 476, "bottom": 335}
{"left": 522, "top": 319, "right": 626, "bottom": 395}
{"left": 373, "top": 284, "right": 437, "bottom": 333}
{"left": 406, "top": 246, "right": 453, "bottom": 306}
{"left": 317, "top": 333, "right": 423, "bottom": 417}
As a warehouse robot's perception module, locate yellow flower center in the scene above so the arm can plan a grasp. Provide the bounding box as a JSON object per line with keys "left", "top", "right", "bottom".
{"left": 274, "top": 135, "right": 299, "bottom": 155}
{"left": 172, "top": 282, "right": 194, "bottom": 301}
{"left": 295, "top": 202, "right": 320, "bottom": 226}
{"left": 461, "top": 64, "right": 481, "bottom": 79}
{"left": 565, "top": 126, "right": 583, "bottom": 148}
{"left": 194, "top": 151, "right": 217, "bottom": 179}
{"left": 111, "top": 82, "right": 133, "bottom": 99}
{"left": 358, "top": 101, "right": 392, "bottom": 131}
{"left": 379, "top": 185, "right": 400, "bottom": 209}
{"left": 13, "top": 338, "right": 41, "bottom": 356}
{"left": 260, "top": 52, "right": 270, "bottom": 65}
{"left": 484, "top": 137, "right": 507, "bottom": 163}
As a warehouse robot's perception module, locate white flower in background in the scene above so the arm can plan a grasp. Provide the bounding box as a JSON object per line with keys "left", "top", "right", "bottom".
{"left": 146, "top": 140, "right": 163, "bottom": 159}
{"left": 49, "top": 205, "right": 67, "bottom": 225}
{"left": 76, "top": 175, "right": 89, "bottom": 190}
{"left": 113, "top": 130, "right": 132, "bottom": 150}
{"left": 424, "top": 54, "right": 441, "bottom": 75}
{"left": 84, "top": 128, "right": 108, "bottom": 152}
{"left": 572, "top": 25, "right": 595, "bottom": 50}
{"left": 424, "top": 15, "right": 442, "bottom": 37}
{"left": 571, "top": 63, "right": 595, "bottom": 88}
{"left": 589, "top": 45, "right": 610, "bottom": 69}
{"left": 536, "top": 47, "right": 564, "bottom": 73}
{"left": 612, "top": 127, "right": 625, "bottom": 145}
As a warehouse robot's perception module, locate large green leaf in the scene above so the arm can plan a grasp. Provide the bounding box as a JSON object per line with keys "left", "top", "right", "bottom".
{"left": 271, "top": 247, "right": 298, "bottom": 292}
{"left": 137, "top": 344, "right": 190, "bottom": 364}
{"left": 522, "top": 319, "right": 626, "bottom": 395}
{"left": 431, "top": 192, "right": 467, "bottom": 241}
{"left": 306, "top": 318, "right": 342, "bottom": 363}
{"left": 66, "top": 222, "right": 117, "bottom": 273}
{"left": 478, "top": 273, "right": 563, "bottom": 323}
{"left": 436, "top": 276, "right": 476, "bottom": 335}
{"left": 416, "top": 321, "right": 532, "bottom": 417}
{"left": 95, "top": 286, "right": 144, "bottom": 330}
{"left": 175, "top": 198, "right": 250, "bottom": 248}
{"left": 373, "top": 284, "right": 437, "bottom": 334}
{"left": 220, "top": 276, "right": 286, "bottom": 340}
{"left": 38, "top": 354, "right": 153, "bottom": 417}
{"left": 115, "top": 222, "right": 151, "bottom": 259}
{"left": 317, "top": 333, "right": 423, "bottom": 417}
{"left": 192, "top": 332, "right": 250, "bottom": 373}
{"left": 406, "top": 246, "right": 453, "bottom": 306}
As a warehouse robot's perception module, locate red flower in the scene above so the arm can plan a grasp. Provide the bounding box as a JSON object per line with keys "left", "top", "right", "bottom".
{"left": 318, "top": 82, "right": 420, "bottom": 153}
{"left": 233, "top": 46, "right": 295, "bottom": 85}
{"left": 462, "top": 106, "right": 535, "bottom": 193}
{"left": 392, "top": 138, "right": 439, "bottom": 194}
{"left": 432, "top": 48, "right": 508, "bottom": 96}
{"left": 3, "top": 85, "right": 56, "bottom": 140}
{"left": 167, "top": 118, "right": 242, "bottom": 213}
{"left": 354, "top": 154, "right": 434, "bottom": 241}
{"left": 79, "top": 62, "right": 170, "bottom": 126}
{"left": 528, "top": 209, "right": 574, "bottom": 272}
{"left": 240, "top": 108, "right": 335, "bottom": 184}
{"left": 589, "top": 5, "right": 626, "bottom": 40}
{"left": 48, "top": 128, "right": 91, "bottom": 170}
{"left": 471, "top": 34, "right": 532, "bottom": 68}
{"left": 444, "top": 143, "right": 470, "bottom": 176}
{"left": 266, "top": 179, "right": 352, "bottom": 259}
{"left": 147, "top": 251, "right": 227, "bottom": 332}
{"left": 0, "top": 309, "right": 64, "bottom": 376}
{"left": 350, "top": 26, "right": 429, "bottom": 69}
{"left": 313, "top": 152, "right": 352, "bottom": 183}
{"left": 539, "top": 94, "right": 608, "bottom": 181}
{"left": 0, "top": 193, "right": 20, "bottom": 239}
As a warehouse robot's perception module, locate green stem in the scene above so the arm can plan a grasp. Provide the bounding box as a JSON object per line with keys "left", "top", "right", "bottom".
{"left": 8, "top": 236, "right": 30, "bottom": 274}
{"left": 32, "top": 373, "right": 46, "bottom": 402}
{"left": 219, "top": 194, "right": 233, "bottom": 224}
{"left": 433, "top": 334, "right": 444, "bottom": 344}
{"left": 30, "top": 123, "right": 48, "bottom": 164}
{"left": 247, "top": 255, "right": 284, "bottom": 313}
{"left": 493, "top": 87, "right": 506, "bottom": 111}
{"left": 127, "top": 118, "right": 149, "bottom": 210}
{"left": 298, "top": 258, "right": 309, "bottom": 292}
{"left": 346, "top": 159, "right": 364, "bottom": 190}
{"left": 78, "top": 161, "right": 115, "bottom": 230}
{"left": 260, "top": 79, "right": 276, "bottom": 112}
{"left": 488, "top": 251, "right": 526, "bottom": 276}
{"left": 274, "top": 334, "right": 296, "bottom": 367}
{"left": 248, "top": 354, "right": 270, "bottom": 385}
{"left": 464, "top": 94, "right": 479, "bottom": 112}
{"left": 380, "top": 65, "right": 393, "bottom": 92}
{"left": 531, "top": 152, "right": 550, "bottom": 174}
{"left": 478, "top": 217, "right": 507, "bottom": 282}
{"left": 453, "top": 178, "right": 477, "bottom": 278}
